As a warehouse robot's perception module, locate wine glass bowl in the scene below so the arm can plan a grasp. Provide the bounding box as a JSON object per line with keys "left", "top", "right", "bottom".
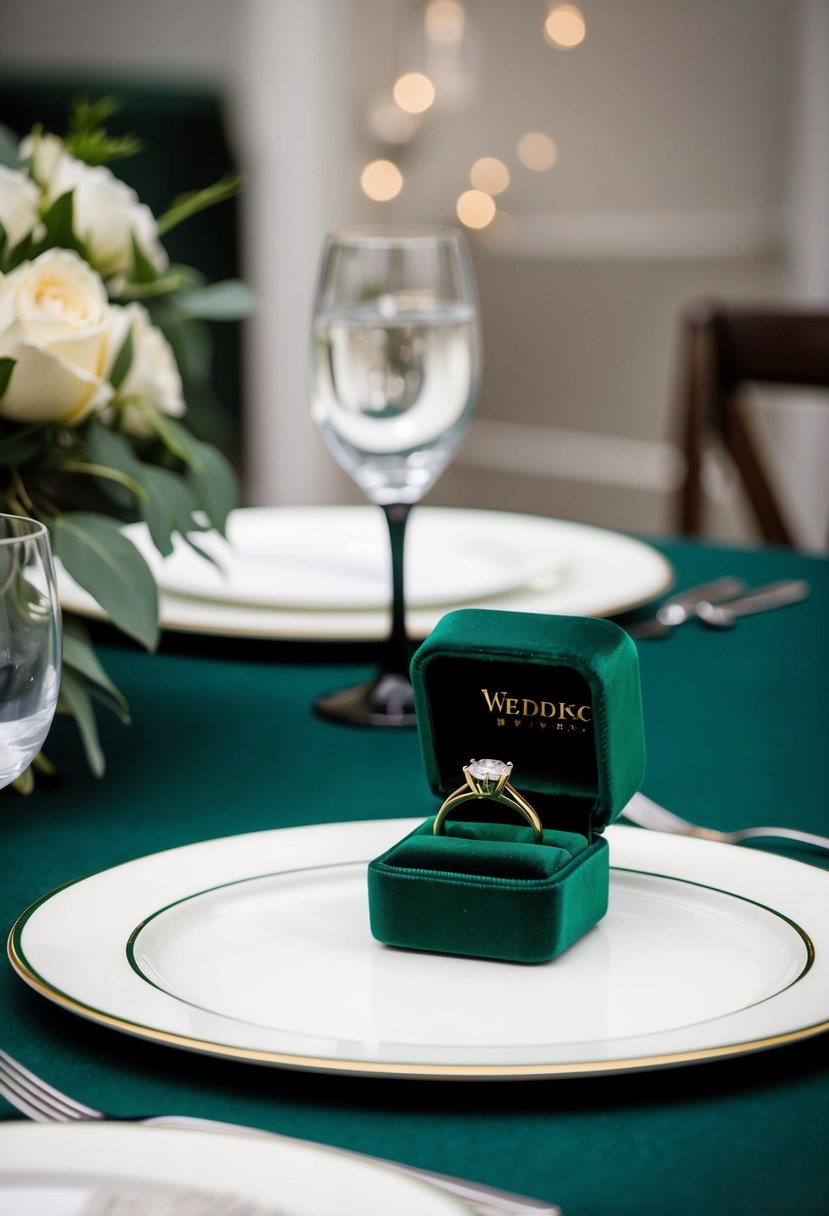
{"left": 0, "top": 514, "right": 62, "bottom": 788}
{"left": 309, "top": 226, "right": 481, "bottom": 725}
{"left": 311, "top": 228, "right": 481, "bottom": 506}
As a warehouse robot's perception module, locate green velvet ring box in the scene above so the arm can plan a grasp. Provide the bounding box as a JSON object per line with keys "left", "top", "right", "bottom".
{"left": 368, "top": 609, "right": 645, "bottom": 964}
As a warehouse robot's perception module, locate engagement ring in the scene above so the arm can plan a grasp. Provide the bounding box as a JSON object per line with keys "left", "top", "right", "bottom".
{"left": 433, "top": 759, "right": 544, "bottom": 843}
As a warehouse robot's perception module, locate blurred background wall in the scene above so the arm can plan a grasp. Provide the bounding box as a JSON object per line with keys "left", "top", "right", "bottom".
{"left": 2, "top": 0, "right": 827, "bottom": 546}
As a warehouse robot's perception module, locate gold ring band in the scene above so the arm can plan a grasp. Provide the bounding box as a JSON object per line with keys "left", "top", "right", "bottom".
{"left": 433, "top": 759, "right": 544, "bottom": 844}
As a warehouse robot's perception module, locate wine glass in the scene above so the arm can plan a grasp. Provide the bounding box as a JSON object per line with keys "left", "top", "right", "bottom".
{"left": 0, "top": 514, "right": 62, "bottom": 787}
{"left": 310, "top": 226, "right": 482, "bottom": 725}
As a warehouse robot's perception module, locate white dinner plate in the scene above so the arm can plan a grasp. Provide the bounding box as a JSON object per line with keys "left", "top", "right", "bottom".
{"left": 9, "top": 821, "right": 828, "bottom": 1079}
{"left": 0, "top": 1122, "right": 467, "bottom": 1216}
{"left": 56, "top": 508, "right": 673, "bottom": 640}
{"left": 123, "top": 507, "right": 570, "bottom": 610}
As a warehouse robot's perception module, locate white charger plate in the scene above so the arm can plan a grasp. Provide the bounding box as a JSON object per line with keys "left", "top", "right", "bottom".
{"left": 9, "top": 821, "right": 828, "bottom": 1079}
{"left": 124, "top": 507, "right": 570, "bottom": 610}
{"left": 56, "top": 508, "right": 673, "bottom": 640}
{"left": 0, "top": 1122, "right": 467, "bottom": 1216}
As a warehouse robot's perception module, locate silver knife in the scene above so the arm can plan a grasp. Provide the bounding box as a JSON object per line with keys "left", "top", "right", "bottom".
{"left": 696, "top": 579, "right": 810, "bottom": 627}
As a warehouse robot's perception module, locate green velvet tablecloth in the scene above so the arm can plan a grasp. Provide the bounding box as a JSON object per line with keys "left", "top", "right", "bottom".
{"left": 2, "top": 539, "right": 828, "bottom": 1216}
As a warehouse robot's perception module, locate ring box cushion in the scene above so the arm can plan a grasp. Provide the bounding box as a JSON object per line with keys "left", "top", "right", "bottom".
{"left": 367, "top": 609, "right": 645, "bottom": 963}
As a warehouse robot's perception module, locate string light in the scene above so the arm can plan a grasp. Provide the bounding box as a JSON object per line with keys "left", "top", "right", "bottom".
{"left": 425, "top": 0, "right": 465, "bottom": 44}
{"left": 366, "top": 7, "right": 568, "bottom": 219}
{"left": 470, "top": 157, "right": 510, "bottom": 195}
{"left": 517, "top": 131, "right": 558, "bottom": 171}
{"left": 544, "top": 4, "right": 586, "bottom": 49}
{"left": 456, "top": 189, "right": 496, "bottom": 229}
{"left": 360, "top": 160, "right": 404, "bottom": 201}
{"left": 393, "top": 72, "right": 436, "bottom": 114}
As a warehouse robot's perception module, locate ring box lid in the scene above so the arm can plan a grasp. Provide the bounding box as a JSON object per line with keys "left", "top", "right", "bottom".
{"left": 410, "top": 609, "right": 645, "bottom": 839}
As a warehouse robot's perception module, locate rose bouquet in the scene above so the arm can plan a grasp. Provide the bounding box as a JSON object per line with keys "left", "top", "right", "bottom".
{"left": 0, "top": 98, "right": 254, "bottom": 788}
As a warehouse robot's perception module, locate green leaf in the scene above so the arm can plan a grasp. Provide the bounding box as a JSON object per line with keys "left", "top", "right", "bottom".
{"left": 130, "top": 233, "right": 161, "bottom": 285}
{"left": 64, "top": 94, "right": 143, "bottom": 166}
{"left": 62, "top": 615, "right": 130, "bottom": 721}
{"left": 61, "top": 460, "right": 147, "bottom": 503}
{"left": 160, "top": 264, "right": 205, "bottom": 292}
{"left": 174, "top": 279, "right": 257, "bottom": 321}
{"left": 67, "top": 93, "right": 120, "bottom": 134}
{"left": 156, "top": 173, "right": 242, "bottom": 237}
{"left": 83, "top": 419, "right": 144, "bottom": 510}
{"left": 58, "top": 666, "right": 105, "bottom": 777}
{"left": 86, "top": 419, "right": 233, "bottom": 552}
{"left": 38, "top": 191, "right": 86, "bottom": 256}
{"left": 181, "top": 532, "right": 222, "bottom": 571}
{"left": 52, "top": 512, "right": 159, "bottom": 651}
{"left": 113, "top": 269, "right": 187, "bottom": 301}
{"left": 186, "top": 440, "right": 238, "bottom": 534}
{"left": 4, "top": 231, "right": 35, "bottom": 271}
{"left": 160, "top": 314, "right": 213, "bottom": 382}
{"left": 0, "top": 423, "right": 45, "bottom": 467}
{"left": 85, "top": 418, "right": 142, "bottom": 475}
{"left": 0, "top": 357, "right": 16, "bottom": 401}
{"left": 139, "top": 465, "right": 200, "bottom": 557}
{"left": 146, "top": 411, "right": 203, "bottom": 471}
{"left": 109, "top": 320, "right": 134, "bottom": 390}
{"left": 154, "top": 315, "right": 234, "bottom": 446}
{"left": 180, "top": 376, "right": 237, "bottom": 450}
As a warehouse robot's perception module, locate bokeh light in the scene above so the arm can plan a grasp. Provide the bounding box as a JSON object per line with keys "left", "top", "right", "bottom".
{"left": 360, "top": 160, "right": 404, "bottom": 202}
{"left": 366, "top": 93, "right": 420, "bottom": 144}
{"left": 456, "top": 189, "right": 497, "bottom": 229}
{"left": 425, "top": 0, "right": 465, "bottom": 44}
{"left": 470, "top": 157, "right": 510, "bottom": 195}
{"left": 393, "top": 72, "right": 436, "bottom": 114}
{"left": 544, "top": 4, "right": 586, "bottom": 49}
{"left": 517, "top": 131, "right": 558, "bottom": 171}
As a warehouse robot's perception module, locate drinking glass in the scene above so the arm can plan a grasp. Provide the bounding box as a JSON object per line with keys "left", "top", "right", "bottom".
{"left": 0, "top": 514, "right": 62, "bottom": 787}
{"left": 310, "top": 226, "right": 481, "bottom": 725}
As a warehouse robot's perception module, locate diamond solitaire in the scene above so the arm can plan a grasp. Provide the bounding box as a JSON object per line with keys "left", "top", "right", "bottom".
{"left": 468, "top": 759, "right": 510, "bottom": 783}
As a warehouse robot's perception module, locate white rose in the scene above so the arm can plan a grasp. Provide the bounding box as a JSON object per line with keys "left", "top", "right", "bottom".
{"left": 53, "top": 158, "right": 168, "bottom": 281}
{"left": 36, "top": 151, "right": 168, "bottom": 283}
{"left": 0, "top": 166, "right": 40, "bottom": 249}
{"left": 112, "top": 302, "right": 185, "bottom": 435}
{"left": 0, "top": 249, "right": 125, "bottom": 425}
{"left": 19, "top": 131, "right": 69, "bottom": 193}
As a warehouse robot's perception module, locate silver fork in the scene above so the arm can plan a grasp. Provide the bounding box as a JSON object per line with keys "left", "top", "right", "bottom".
{"left": 0, "top": 1050, "right": 559, "bottom": 1216}
{"left": 0, "top": 1056, "right": 283, "bottom": 1215}
{"left": 622, "top": 791, "right": 829, "bottom": 853}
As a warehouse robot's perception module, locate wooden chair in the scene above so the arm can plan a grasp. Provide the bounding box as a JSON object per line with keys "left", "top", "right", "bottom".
{"left": 677, "top": 302, "right": 829, "bottom": 545}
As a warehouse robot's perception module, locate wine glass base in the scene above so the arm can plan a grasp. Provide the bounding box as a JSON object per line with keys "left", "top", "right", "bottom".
{"left": 313, "top": 671, "right": 416, "bottom": 727}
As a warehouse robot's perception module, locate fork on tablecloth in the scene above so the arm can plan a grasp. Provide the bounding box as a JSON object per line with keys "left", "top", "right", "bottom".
{"left": 0, "top": 1049, "right": 559, "bottom": 1216}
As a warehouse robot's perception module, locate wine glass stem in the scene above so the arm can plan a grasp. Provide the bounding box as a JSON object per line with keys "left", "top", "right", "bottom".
{"left": 382, "top": 502, "right": 412, "bottom": 677}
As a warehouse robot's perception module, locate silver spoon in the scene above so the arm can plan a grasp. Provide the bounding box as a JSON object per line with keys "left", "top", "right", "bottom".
{"left": 626, "top": 576, "right": 748, "bottom": 638}
{"left": 696, "top": 579, "right": 810, "bottom": 628}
